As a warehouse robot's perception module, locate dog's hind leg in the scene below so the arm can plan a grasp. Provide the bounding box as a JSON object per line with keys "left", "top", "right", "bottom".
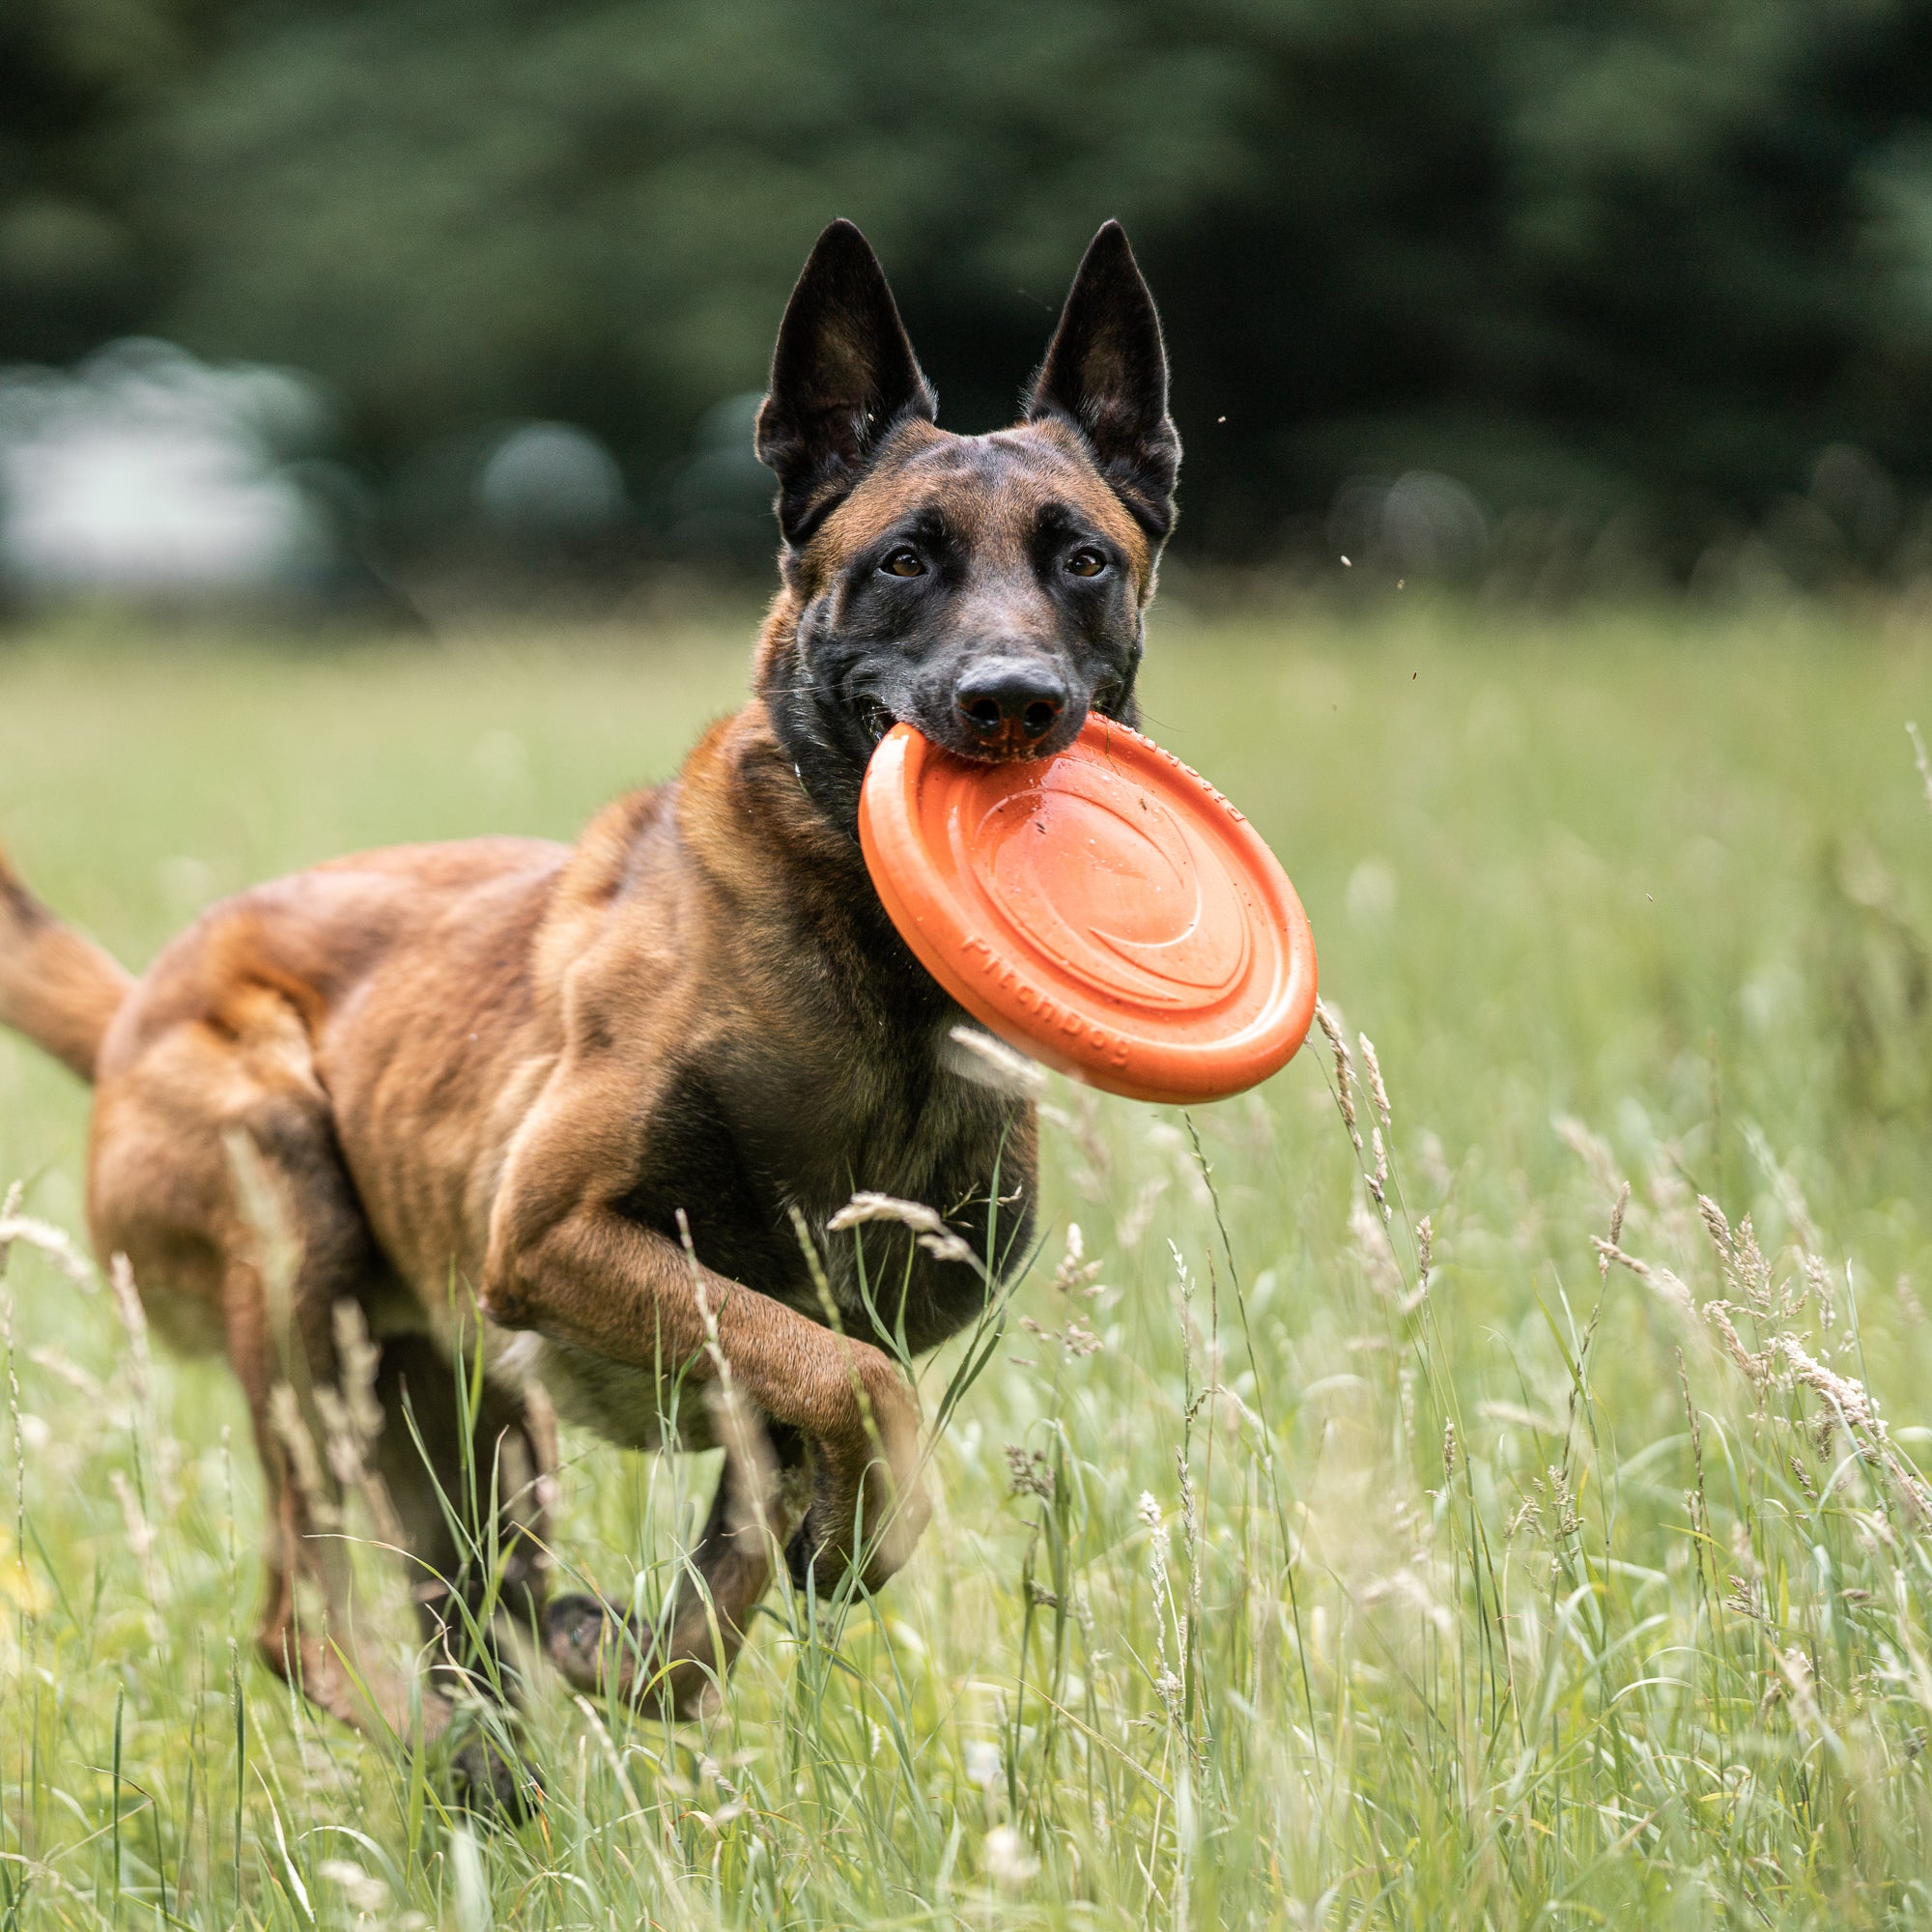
{"left": 249, "top": 1305, "right": 555, "bottom": 1811}
{"left": 369, "top": 1340, "right": 550, "bottom": 1662}
{"left": 89, "top": 990, "right": 429, "bottom": 1740}
{"left": 216, "top": 1165, "right": 425, "bottom": 1741}
{"left": 544, "top": 1409, "right": 810, "bottom": 1719}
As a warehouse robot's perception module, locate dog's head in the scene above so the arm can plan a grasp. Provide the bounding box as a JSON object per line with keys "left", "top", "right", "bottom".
{"left": 753, "top": 219, "right": 1179, "bottom": 825}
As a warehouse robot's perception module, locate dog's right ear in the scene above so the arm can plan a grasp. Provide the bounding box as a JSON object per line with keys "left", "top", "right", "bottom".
{"left": 755, "top": 220, "right": 937, "bottom": 547}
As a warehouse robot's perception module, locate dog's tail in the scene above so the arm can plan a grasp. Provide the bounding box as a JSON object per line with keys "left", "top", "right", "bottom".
{"left": 0, "top": 841, "right": 133, "bottom": 1083}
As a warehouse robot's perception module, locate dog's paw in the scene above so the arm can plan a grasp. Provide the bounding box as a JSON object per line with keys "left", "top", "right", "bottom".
{"left": 784, "top": 1449, "right": 930, "bottom": 1597}
{"left": 543, "top": 1591, "right": 639, "bottom": 1692}
{"left": 443, "top": 1722, "right": 542, "bottom": 1826}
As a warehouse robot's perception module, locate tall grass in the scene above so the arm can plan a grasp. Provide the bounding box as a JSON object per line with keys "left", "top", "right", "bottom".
{"left": 2, "top": 604, "right": 1931, "bottom": 1926}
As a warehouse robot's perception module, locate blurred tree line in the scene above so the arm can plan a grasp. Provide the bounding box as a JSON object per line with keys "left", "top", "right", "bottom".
{"left": 6, "top": 0, "right": 1932, "bottom": 578}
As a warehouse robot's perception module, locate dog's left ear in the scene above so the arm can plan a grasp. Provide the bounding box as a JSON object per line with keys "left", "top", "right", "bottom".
{"left": 755, "top": 219, "right": 938, "bottom": 546}
{"left": 1027, "top": 221, "right": 1181, "bottom": 541}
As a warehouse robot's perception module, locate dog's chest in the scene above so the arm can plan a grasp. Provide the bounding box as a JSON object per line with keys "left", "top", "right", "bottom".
{"left": 622, "top": 1021, "right": 1029, "bottom": 1354}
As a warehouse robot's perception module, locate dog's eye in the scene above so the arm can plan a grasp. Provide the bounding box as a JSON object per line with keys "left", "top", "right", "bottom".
{"left": 880, "top": 547, "right": 924, "bottom": 579}
{"left": 1066, "top": 548, "right": 1107, "bottom": 578}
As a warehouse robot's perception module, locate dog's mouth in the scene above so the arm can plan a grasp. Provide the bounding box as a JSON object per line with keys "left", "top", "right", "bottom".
{"left": 851, "top": 689, "right": 1113, "bottom": 764}
{"left": 952, "top": 730, "right": 1064, "bottom": 764}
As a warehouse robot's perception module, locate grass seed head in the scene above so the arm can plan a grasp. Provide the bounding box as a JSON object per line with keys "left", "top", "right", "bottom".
{"left": 829, "top": 1190, "right": 978, "bottom": 1266}
{"left": 0, "top": 1206, "right": 94, "bottom": 1289}
{"left": 1315, "top": 998, "right": 1363, "bottom": 1151}
{"left": 1698, "top": 1195, "right": 1740, "bottom": 1293}
{"left": 1704, "top": 1300, "right": 1770, "bottom": 1388}
{"left": 1358, "top": 1031, "right": 1391, "bottom": 1129}
{"left": 268, "top": 1380, "right": 340, "bottom": 1530}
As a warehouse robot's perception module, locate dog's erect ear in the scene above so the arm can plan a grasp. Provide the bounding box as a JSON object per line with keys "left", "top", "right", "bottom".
{"left": 755, "top": 220, "right": 937, "bottom": 546}
{"left": 1026, "top": 221, "right": 1180, "bottom": 541}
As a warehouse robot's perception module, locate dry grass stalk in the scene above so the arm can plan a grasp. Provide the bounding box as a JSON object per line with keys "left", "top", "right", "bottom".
{"left": 1314, "top": 999, "right": 1362, "bottom": 1152}
{"left": 1777, "top": 1337, "right": 1886, "bottom": 1445}
{"left": 1698, "top": 1195, "right": 1739, "bottom": 1292}
{"left": 1598, "top": 1182, "right": 1631, "bottom": 1286}
{"left": 1019, "top": 1310, "right": 1102, "bottom": 1357}
{"left": 1802, "top": 1252, "right": 1835, "bottom": 1329}
{"left": 1745, "top": 1126, "right": 1823, "bottom": 1255}
{"left": 1049, "top": 1223, "right": 1104, "bottom": 1298}
{"left": 330, "top": 1299, "right": 384, "bottom": 1444}
{"left": 1137, "top": 1492, "right": 1184, "bottom": 1728}
{"left": 108, "top": 1464, "right": 169, "bottom": 1643}
{"left": 1734, "top": 1218, "right": 1775, "bottom": 1319}
{"left": 828, "top": 1191, "right": 978, "bottom": 1267}
{"left": 1774, "top": 1334, "right": 1932, "bottom": 1520}
{"left": 1367, "top": 1127, "right": 1392, "bottom": 1227}
{"left": 269, "top": 1380, "right": 341, "bottom": 1532}
{"left": 1675, "top": 1354, "right": 1713, "bottom": 1581}
{"left": 108, "top": 1468, "right": 155, "bottom": 1564}
{"left": 310, "top": 1300, "right": 406, "bottom": 1549}
{"left": 1696, "top": 1197, "right": 1775, "bottom": 1318}
{"left": 944, "top": 1023, "right": 1047, "bottom": 1099}
{"left": 1591, "top": 1237, "right": 1694, "bottom": 1316}
{"left": 1481, "top": 1398, "right": 1564, "bottom": 1435}
{"left": 680, "top": 1208, "right": 745, "bottom": 1410}
{"left": 1176, "top": 1446, "right": 1203, "bottom": 1654}
{"left": 1703, "top": 1301, "right": 1771, "bottom": 1389}
{"left": 1535, "top": 1463, "right": 1582, "bottom": 1544}
{"left": 0, "top": 1207, "right": 94, "bottom": 1290}
{"left": 1553, "top": 1116, "right": 1621, "bottom": 1200}
{"left": 1357, "top": 1032, "right": 1391, "bottom": 1131}
{"left": 1116, "top": 1174, "right": 1170, "bottom": 1252}
{"left": 1005, "top": 1443, "right": 1054, "bottom": 1499}
{"left": 1910, "top": 721, "right": 1932, "bottom": 817}
{"left": 107, "top": 1254, "right": 151, "bottom": 1413}
{"left": 1350, "top": 1200, "right": 1418, "bottom": 1313}
{"left": 707, "top": 1382, "right": 790, "bottom": 1550}
{"left": 108, "top": 1252, "right": 178, "bottom": 1510}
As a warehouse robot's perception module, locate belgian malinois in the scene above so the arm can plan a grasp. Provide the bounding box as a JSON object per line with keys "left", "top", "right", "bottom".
{"left": 0, "top": 218, "right": 1179, "bottom": 1799}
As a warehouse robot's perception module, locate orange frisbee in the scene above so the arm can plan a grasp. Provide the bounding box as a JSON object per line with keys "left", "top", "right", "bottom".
{"left": 859, "top": 717, "right": 1318, "bottom": 1103}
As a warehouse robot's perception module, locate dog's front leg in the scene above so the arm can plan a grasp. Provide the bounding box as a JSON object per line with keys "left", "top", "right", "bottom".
{"left": 480, "top": 1089, "right": 931, "bottom": 1603}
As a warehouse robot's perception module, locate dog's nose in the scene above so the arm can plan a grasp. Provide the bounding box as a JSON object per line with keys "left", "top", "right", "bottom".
{"left": 953, "top": 658, "right": 1067, "bottom": 751}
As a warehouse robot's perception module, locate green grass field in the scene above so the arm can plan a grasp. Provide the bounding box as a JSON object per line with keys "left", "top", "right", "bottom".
{"left": 3, "top": 599, "right": 1932, "bottom": 1928}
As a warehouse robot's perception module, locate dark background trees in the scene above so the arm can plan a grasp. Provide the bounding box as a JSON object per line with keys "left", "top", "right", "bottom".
{"left": 6, "top": 0, "right": 1932, "bottom": 573}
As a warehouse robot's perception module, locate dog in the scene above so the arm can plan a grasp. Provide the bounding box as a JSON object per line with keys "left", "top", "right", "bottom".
{"left": 0, "top": 217, "right": 1179, "bottom": 1798}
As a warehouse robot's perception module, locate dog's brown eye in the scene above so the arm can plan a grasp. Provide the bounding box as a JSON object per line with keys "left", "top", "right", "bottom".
{"left": 881, "top": 547, "right": 924, "bottom": 578}
{"left": 1066, "top": 548, "right": 1107, "bottom": 578}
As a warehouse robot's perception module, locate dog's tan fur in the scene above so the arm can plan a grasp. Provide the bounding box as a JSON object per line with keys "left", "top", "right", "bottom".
{"left": 1, "top": 693, "right": 951, "bottom": 1742}
{"left": 0, "top": 220, "right": 1179, "bottom": 1792}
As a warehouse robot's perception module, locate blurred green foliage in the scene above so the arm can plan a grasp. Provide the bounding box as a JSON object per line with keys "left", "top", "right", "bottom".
{"left": 6, "top": 0, "right": 1932, "bottom": 560}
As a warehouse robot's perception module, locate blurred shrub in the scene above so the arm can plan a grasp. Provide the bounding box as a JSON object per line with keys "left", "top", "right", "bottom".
{"left": 5, "top": 0, "right": 1932, "bottom": 569}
